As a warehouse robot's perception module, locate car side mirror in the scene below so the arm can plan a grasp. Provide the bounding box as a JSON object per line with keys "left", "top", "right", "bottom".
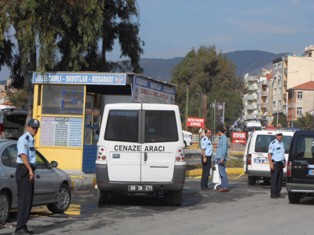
{"left": 50, "top": 161, "right": 58, "bottom": 168}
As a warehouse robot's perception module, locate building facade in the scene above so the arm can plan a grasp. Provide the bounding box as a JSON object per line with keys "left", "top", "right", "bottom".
{"left": 287, "top": 81, "right": 314, "bottom": 127}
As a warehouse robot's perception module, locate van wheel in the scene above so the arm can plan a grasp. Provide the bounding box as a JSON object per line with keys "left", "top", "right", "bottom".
{"left": 0, "top": 191, "right": 10, "bottom": 224}
{"left": 248, "top": 176, "right": 256, "bottom": 185}
{"left": 97, "top": 189, "right": 109, "bottom": 205}
{"left": 288, "top": 192, "right": 301, "bottom": 204}
{"left": 170, "top": 190, "right": 183, "bottom": 206}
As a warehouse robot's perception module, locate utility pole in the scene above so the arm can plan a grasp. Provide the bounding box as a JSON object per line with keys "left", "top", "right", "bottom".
{"left": 185, "top": 87, "right": 189, "bottom": 130}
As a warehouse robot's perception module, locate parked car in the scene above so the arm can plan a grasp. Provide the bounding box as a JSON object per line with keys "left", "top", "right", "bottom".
{"left": 286, "top": 130, "right": 314, "bottom": 204}
{"left": 243, "top": 129, "right": 295, "bottom": 185}
{"left": 0, "top": 139, "right": 72, "bottom": 223}
{"left": 0, "top": 108, "right": 27, "bottom": 140}
{"left": 182, "top": 130, "right": 193, "bottom": 147}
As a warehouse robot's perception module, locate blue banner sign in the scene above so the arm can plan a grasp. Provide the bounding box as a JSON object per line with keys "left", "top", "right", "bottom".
{"left": 33, "top": 72, "right": 126, "bottom": 85}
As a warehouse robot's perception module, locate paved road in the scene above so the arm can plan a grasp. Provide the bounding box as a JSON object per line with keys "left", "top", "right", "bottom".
{"left": 2, "top": 175, "right": 314, "bottom": 235}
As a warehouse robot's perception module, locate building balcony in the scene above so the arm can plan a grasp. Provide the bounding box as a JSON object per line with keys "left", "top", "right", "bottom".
{"left": 261, "top": 91, "right": 268, "bottom": 97}
{"left": 246, "top": 95, "right": 257, "bottom": 100}
{"left": 244, "top": 114, "right": 256, "bottom": 120}
{"left": 246, "top": 104, "right": 257, "bottom": 110}
{"left": 288, "top": 103, "right": 296, "bottom": 108}
{"left": 248, "top": 85, "right": 258, "bottom": 91}
{"left": 246, "top": 76, "right": 257, "bottom": 82}
{"left": 261, "top": 80, "right": 268, "bottom": 86}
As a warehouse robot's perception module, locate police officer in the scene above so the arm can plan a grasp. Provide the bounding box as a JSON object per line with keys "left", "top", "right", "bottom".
{"left": 15, "top": 119, "right": 40, "bottom": 235}
{"left": 268, "top": 130, "right": 285, "bottom": 199}
{"left": 200, "top": 129, "right": 213, "bottom": 189}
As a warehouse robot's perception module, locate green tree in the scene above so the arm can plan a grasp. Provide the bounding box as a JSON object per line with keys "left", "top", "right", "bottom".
{"left": 6, "top": 89, "right": 28, "bottom": 109}
{"left": 171, "top": 46, "right": 244, "bottom": 129}
{"left": 295, "top": 112, "right": 314, "bottom": 129}
{"left": 0, "top": 0, "right": 144, "bottom": 112}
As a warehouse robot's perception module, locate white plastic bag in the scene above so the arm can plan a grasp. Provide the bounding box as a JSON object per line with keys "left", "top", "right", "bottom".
{"left": 212, "top": 163, "right": 221, "bottom": 185}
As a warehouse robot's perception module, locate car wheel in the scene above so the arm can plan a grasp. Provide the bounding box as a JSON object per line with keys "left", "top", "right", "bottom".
{"left": 170, "top": 190, "right": 183, "bottom": 206}
{"left": 288, "top": 192, "right": 301, "bottom": 204}
{"left": 97, "top": 188, "right": 110, "bottom": 205}
{"left": 248, "top": 176, "right": 256, "bottom": 185}
{"left": 47, "top": 184, "right": 71, "bottom": 213}
{"left": 0, "top": 191, "right": 10, "bottom": 224}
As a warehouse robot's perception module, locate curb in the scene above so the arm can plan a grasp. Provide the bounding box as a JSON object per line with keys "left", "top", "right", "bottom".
{"left": 185, "top": 168, "right": 244, "bottom": 178}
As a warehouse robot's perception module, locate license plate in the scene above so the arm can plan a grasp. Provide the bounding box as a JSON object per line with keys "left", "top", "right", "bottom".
{"left": 128, "top": 185, "right": 153, "bottom": 192}
{"left": 308, "top": 169, "right": 314, "bottom": 176}
{"left": 254, "top": 158, "right": 268, "bottom": 164}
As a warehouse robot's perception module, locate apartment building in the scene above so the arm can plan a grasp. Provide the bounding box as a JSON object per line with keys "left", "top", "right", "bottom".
{"left": 242, "top": 69, "right": 271, "bottom": 125}
{"left": 271, "top": 45, "right": 314, "bottom": 126}
{"left": 243, "top": 74, "right": 258, "bottom": 121}
{"left": 287, "top": 81, "right": 314, "bottom": 127}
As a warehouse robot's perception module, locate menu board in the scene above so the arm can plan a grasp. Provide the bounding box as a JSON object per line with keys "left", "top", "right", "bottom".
{"left": 40, "top": 116, "right": 83, "bottom": 147}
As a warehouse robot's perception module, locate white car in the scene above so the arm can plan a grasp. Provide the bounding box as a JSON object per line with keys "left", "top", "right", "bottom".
{"left": 243, "top": 129, "right": 295, "bottom": 185}
{"left": 182, "top": 130, "right": 192, "bottom": 147}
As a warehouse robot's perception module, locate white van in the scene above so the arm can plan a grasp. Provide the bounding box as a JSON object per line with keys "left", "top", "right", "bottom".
{"left": 182, "top": 130, "right": 192, "bottom": 147}
{"left": 244, "top": 120, "right": 262, "bottom": 137}
{"left": 243, "top": 129, "right": 294, "bottom": 185}
{"left": 95, "top": 103, "right": 186, "bottom": 205}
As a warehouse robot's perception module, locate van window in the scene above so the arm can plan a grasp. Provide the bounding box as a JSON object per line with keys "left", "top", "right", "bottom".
{"left": 294, "top": 136, "right": 314, "bottom": 159}
{"left": 255, "top": 134, "right": 293, "bottom": 154}
{"left": 255, "top": 135, "right": 275, "bottom": 152}
{"left": 144, "top": 110, "right": 178, "bottom": 143}
{"left": 5, "top": 114, "right": 27, "bottom": 126}
{"left": 105, "top": 110, "right": 139, "bottom": 142}
{"left": 246, "top": 126, "right": 262, "bottom": 132}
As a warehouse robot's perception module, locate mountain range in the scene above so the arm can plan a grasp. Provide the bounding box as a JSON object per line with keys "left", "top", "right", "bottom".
{"left": 139, "top": 50, "right": 288, "bottom": 83}
{"left": 0, "top": 50, "right": 288, "bottom": 82}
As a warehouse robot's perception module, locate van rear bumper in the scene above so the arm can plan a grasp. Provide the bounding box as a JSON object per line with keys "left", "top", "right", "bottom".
{"left": 248, "top": 170, "right": 287, "bottom": 178}
{"left": 286, "top": 183, "right": 314, "bottom": 193}
{"left": 96, "top": 164, "right": 186, "bottom": 193}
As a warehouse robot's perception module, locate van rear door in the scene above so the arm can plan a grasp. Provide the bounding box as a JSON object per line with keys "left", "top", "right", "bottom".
{"left": 141, "top": 104, "right": 180, "bottom": 182}
{"left": 104, "top": 104, "right": 142, "bottom": 182}
{"left": 250, "top": 133, "right": 275, "bottom": 171}
{"left": 104, "top": 103, "right": 182, "bottom": 183}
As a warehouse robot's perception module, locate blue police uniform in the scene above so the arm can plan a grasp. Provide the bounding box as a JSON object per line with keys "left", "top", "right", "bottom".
{"left": 200, "top": 136, "right": 213, "bottom": 189}
{"left": 17, "top": 131, "right": 36, "bottom": 164}
{"left": 268, "top": 139, "right": 285, "bottom": 162}
{"left": 268, "top": 138, "right": 285, "bottom": 198}
{"left": 15, "top": 131, "right": 37, "bottom": 233}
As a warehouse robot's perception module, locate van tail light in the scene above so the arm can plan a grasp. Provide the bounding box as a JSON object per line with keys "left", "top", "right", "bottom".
{"left": 97, "top": 147, "right": 107, "bottom": 161}
{"left": 175, "top": 147, "right": 185, "bottom": 162}
{"left": 287, "top": 161, "right": 292, "bottom": 177}
{"left": 0, "top": 123, "right": 3, "bottom": 134}
{"left": 247, "top": 154, "right": 252, "bottom": 166}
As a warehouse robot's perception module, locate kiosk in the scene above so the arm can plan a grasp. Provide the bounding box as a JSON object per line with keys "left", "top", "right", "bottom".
{"left": 32, "top": 72, "right": 176, "bottom": 173}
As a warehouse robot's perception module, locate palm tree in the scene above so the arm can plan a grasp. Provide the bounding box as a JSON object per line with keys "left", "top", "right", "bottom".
{"left": 295, "top": 112, "right": 314, "bottom": 129}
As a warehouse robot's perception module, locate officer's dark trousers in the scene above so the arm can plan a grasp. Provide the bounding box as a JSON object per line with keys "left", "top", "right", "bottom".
{"left": 15, "top": 166, "right": 34, "bottom": 231}
{"left": 270, "top": 162, "right": 283, "bottom": 197}
{"left": 201, "top": 156, "right": 212, "bottom": 189}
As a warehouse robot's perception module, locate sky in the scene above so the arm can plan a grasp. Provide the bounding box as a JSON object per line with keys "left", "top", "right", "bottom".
{"left": 107, "top": 0, "right": 314, "bottom": 60}
{"left": 1, "top": 0, "right": 314, "bottom": 79}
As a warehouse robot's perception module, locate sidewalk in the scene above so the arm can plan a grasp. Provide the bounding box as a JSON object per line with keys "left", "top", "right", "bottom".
{"left": 68, "top": 142, "right": 245, "bottom": 190}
